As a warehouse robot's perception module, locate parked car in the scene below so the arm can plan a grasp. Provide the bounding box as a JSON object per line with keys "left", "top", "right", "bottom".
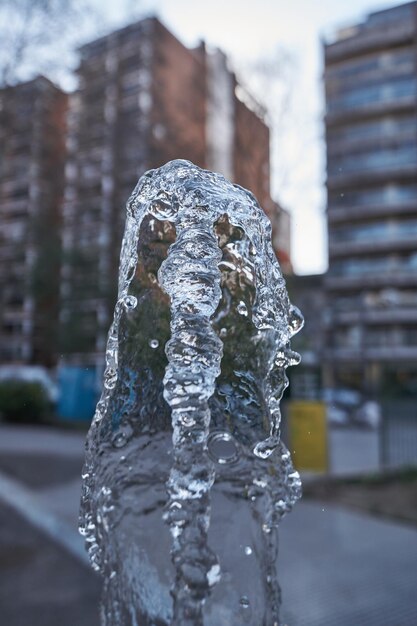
{"left": 322, "top": 387, "right": 362, "bottom": 427}
{"left": 323, "top": 387, "right": 361, "bottom": 409}
{"left": 326, "top": 403, "right": 350, "bottom": 427}
{"left": 353, "top": 400, "right": 381, "bottom": 429}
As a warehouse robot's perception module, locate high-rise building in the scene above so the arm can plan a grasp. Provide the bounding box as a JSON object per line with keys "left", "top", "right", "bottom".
{"left": 61, "top": 17, "right": 286, "bottom": 366}
{"left": 0, "top": 77, "right": 67, "bottom": 366}
{"left": 323, "top": 1, "right": 417, "bottom": 395}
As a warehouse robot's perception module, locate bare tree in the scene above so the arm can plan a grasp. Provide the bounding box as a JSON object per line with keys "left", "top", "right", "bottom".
{"left": 0, "top": 0, "right": 148, "bottom": 88}
{"left": 234, "top": 47, "right": 298, "bottom": 196}
{"left": 0, "top": 0, "right": 98, "bottom": 86}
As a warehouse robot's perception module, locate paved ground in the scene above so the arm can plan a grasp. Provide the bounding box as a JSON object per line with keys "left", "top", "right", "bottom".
{"left": 280, "top": 502, "right": 417, "bottom": 626}
{"left": 1, "top": 424, "right": 417, "bottom": 625}
{"left": 0, "top": 502, "right": 101, "bottom": 626}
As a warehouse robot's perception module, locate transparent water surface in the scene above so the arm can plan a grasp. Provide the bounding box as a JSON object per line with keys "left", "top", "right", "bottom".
{"left": 79, "top": 160, "right": 303, "bottom": 626}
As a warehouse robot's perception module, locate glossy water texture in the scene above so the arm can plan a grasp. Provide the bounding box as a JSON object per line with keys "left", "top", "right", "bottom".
{"left": 79, "top": 160, "right": 303, "bottom": 626}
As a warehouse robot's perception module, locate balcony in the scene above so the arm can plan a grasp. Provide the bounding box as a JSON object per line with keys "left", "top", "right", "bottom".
{"left": 329, "top": 235, "right": 417, "bottom": 258}
{"left": 324, "top": 345, "right": 417, "bottom": 363}
{"left": 325, "top": 95, "right": 416, "bottom": 126}
{"left": 325, "top": 20, "right": 416, "bottom": 63}
{"left": 330, "top": 307, "right": 417, "bottom": 326}
{"left": 327, "top": 129, "right": 416, "bottom": 158}
{"left": 328, "top": 201, "right": 417, "bottom": 224}
{"left": 327, "top": 162, "right": 417, "bottom": 190}
{"left": 325, "top": 61, "right": 416, "bottom": 94}
{"left": 325, "top": 272, "right": 417, "bottom": 291}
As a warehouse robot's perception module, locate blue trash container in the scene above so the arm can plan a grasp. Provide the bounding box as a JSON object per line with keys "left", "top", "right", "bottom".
{"left": 58, "top": 366, "right": 98, "bottom": 421}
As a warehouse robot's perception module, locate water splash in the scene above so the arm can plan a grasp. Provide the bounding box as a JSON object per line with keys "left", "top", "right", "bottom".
{"left": 79, "top": 160, "right": 303, "bottom": 625}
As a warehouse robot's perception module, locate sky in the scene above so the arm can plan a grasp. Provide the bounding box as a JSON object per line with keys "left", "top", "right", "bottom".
{"left": 94, "top": 0, "right": 409, "bottom": 275}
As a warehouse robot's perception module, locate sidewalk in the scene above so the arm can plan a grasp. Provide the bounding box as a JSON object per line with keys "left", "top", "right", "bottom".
{"left": 0, "top": 425, "right": 99, "bottom": 626}
{"left": 280, "top": 501, "right": 417, "bottom": 626}
{"left": 1, "top": 424, "right": 416, "bottom": 625}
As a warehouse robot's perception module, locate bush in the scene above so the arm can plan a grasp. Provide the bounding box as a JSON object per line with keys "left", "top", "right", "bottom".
{"left": 0, "top": 381, "right": 50, "bottom": 423}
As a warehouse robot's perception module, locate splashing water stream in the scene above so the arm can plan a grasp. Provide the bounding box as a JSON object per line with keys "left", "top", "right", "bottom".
{"left": 79, "top": 160, "right": 303, "bottom": 626}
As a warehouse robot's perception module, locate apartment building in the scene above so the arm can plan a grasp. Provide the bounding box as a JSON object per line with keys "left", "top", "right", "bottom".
{"left": 61, "top": 17, "right": 286, "bottom": 365}
{"left": 0, "top": 77, "right": 67, "bottom": 366}
{"left": 324, "top": 1, "right": 417, "bottom": 395}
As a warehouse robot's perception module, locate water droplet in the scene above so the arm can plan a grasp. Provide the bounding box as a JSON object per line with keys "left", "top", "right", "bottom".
{"left": 149, "top": 339, "right": 159, "bottom": 349}
{"left": 219, "top": 327, "right": 227, "bottom": 338}
{"left": 112, "top": 432, "right": 127, "bottom": 448}
{"left": 253, "top": 438, "right": 277, "bottom": 459}
{"left": 123, "top": 295, "right": 137, "bottom": 309}
{"left": 208, "top": 432, "right": 239, "bottom": 464}
{"left": 237, "top": 301, "right": 248, "bottom": 316}
{"left": 288, "top": 305, "right": 304, "bottom": 336}
{"left": 288, "top": 349, "right": 301, "bottom": 366}
{"left": 274, "top": 499, "right": 287, "bottom": 511}
{"left": 244, "top": 546, "right": 252, "bottom": 556}
{"left": 240, "top": 595, "right": 250, "bottom": 608}
{"left": 180, "top": 414, "right": 196, "bottom": 428}
{"left": 207, "top": 563, "right": 221, "bottom": 586}
{"left": 275, "top": 350, "right": 286, "bottom": 367}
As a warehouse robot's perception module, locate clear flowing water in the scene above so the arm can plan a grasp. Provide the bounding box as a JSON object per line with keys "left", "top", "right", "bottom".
{"left": 79, "top": 160, "right": 303, "bottom": 626}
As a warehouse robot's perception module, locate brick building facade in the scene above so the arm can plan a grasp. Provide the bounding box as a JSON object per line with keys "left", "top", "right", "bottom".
{"left": 0, "top": 77, "right": 67, "bottom": 366}
{"left": 61, "top": 17, "right": 289, "bottom": 365}
{"left": 0, "top": 18, "right": 290, "bottom": 370}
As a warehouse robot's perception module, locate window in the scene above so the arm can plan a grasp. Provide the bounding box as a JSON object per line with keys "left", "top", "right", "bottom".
{"left": 328, "top": 142, "right": 417, "bottom": 175}
{"left": 331, "top": 253, "right": 417, "bottom": 277}
{"left": 338, "top": 220, "right": 417, "bottom": 243}
{"left": 329, "top": 184, "right": 417, "bottom": 208}
{"left": 328, "top": 77, "right": 417, "bottom": 112}
{"left": 328, "top": 115, "right": 415, "bottom": 146}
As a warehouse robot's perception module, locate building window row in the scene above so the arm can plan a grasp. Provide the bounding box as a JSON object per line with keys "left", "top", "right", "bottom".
{"left": 366, "top": 3, "right": 416, "bottom": 27}
{"left": 330, "top": 253, "right": 417, "bottom": 277}
{"left": 334, "top": 325, "right": 417, "bottom": 350}
{"left": 329, "top": 183, "right": 417, "bottom": 209}
{"left": 327, "top": 77, "right": 417, "bottom": 113}
{"left": 330, "top": 218, "right": 417, "bottom": 244}
{"left": 332, "top": 289, "right": 417, "bottom": 313}
{"left": 326, "top": 49, "right": 415, "bottom": 84}
{"left": 328, "top": 115, "right": 415, "bottom": 147}
{"left": 328, "top": 142, "right": 417, "bottom": 175}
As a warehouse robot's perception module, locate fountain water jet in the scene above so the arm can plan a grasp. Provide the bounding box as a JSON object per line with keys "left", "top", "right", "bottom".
{"left": 79, "top": 160, "right": 303, "bottom": 625}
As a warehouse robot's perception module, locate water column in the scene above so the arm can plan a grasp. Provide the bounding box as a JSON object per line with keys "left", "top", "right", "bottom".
{"left": 79, "top": 160, "right": 303, "bottom": 626}
{"left": 159, "top": 205, "right": 223, "bottom": 625}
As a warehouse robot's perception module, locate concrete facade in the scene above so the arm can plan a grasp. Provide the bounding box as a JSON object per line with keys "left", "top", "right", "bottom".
{"left": 323, "top": 1, "right": 417, "bottom": 395}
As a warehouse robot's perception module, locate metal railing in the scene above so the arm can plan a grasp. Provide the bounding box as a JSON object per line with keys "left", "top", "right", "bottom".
{"left": 380, "top": 400, "right": 417, "bottom": 468}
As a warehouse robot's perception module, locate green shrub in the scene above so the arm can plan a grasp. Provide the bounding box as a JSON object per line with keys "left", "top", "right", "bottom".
{"left": 0, "top": 381, "right": 50, "bottom": 423}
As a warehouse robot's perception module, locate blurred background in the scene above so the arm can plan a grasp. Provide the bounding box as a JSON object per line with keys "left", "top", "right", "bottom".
{"left": 0, "top": 1, "right": 416, "bottom": 625}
